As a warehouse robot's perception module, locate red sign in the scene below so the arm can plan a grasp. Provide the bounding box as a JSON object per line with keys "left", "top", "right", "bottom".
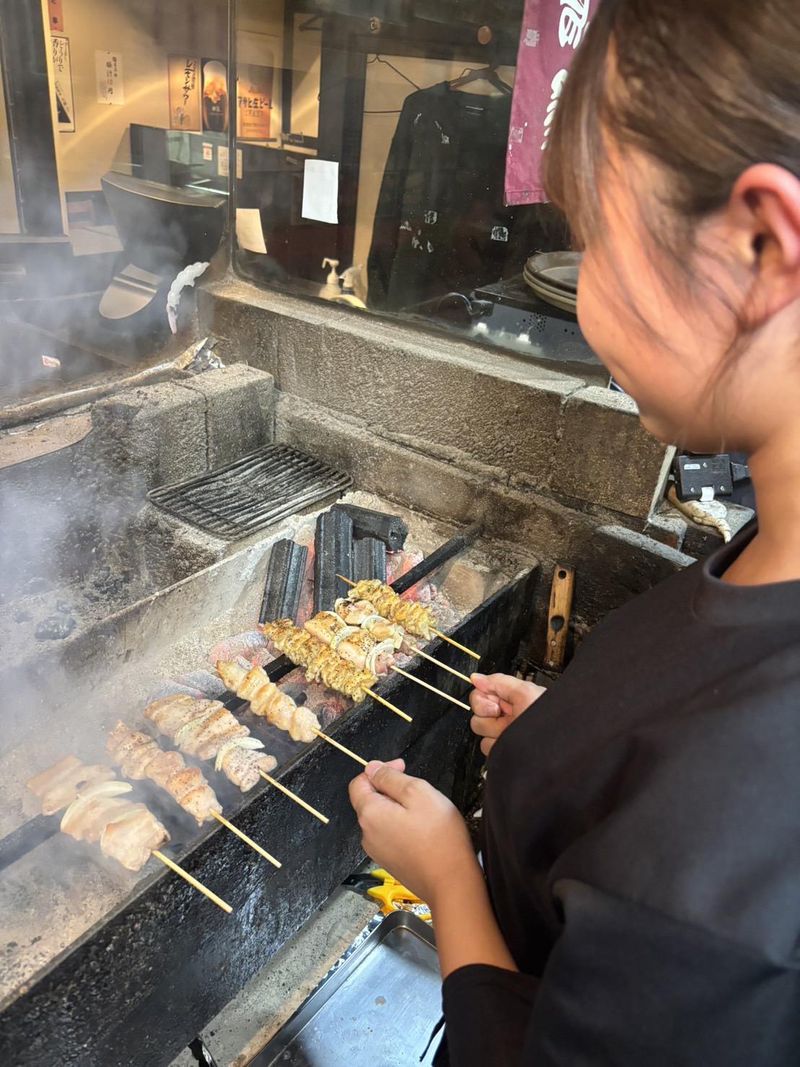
{"left": 49, "top": 0, "right": 64, "bottom": 32}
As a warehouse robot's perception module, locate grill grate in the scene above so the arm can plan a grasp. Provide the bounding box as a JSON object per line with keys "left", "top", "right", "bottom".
{"left": 148, "top": 444, "right": 353, "bottom": 540}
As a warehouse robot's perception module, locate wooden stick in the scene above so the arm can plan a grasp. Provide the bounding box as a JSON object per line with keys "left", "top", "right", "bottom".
{"left": 152, "top": 849, "right": 233, "bottom": 913}
{"left": 260, "top": 771, "right": 330, "bottom": 825}
{"left": 389, "top": 666, "right": 471, "bottom": 711}
{"left": 431, "top": 627, "right": 481, "bottom": 661}
{"left": 312, "top": 727, "right": 368, "bottom": 767}
{"left": 408, "top": 645, "right": 473, "bottom": 685}
{"left": 210, "top": 810, "right": 282, "bottom": 869}
{"left": 365, "top": 688, "right": 413, "bottom": 723}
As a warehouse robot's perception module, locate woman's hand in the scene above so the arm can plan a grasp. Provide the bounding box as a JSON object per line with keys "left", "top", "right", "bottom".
{"left": 469, "top": 672, "right": 546, "bottom": 756}
{"left": 349, "top": 760, "right": 478, "bottom": 907}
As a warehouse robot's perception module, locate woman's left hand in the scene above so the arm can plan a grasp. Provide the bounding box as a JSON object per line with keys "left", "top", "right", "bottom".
{"left": 349, "top": 760, "right": 478, "bottom": 907}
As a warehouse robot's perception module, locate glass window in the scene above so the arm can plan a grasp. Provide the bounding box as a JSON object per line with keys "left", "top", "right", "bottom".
{"left": 0, "top": 0, "right": 229, "bottom": 406}
{"left": 232, "top": 1, "right": 594, "bottom": 367}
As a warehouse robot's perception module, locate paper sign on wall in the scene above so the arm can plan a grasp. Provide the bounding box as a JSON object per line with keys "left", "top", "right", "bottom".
{"left": 168, "top": 55, "right": 201, "bottom": 130}
{"left": 202, "top": 142, "right": 213, "bottom": 162}
{"left": 301, "top": 159, "right": 339, "bottom": 225}
{"left": 51, "top": 35, "right": 75, "bottom": 132}
{"left": 236, "top": 208, "right": 267, "bottom": 254}
{"left": 96, "top": 51, "right": 124, "bottom": 105}
{"left": 217, "top": 145, "right": 230, "bottom": 178}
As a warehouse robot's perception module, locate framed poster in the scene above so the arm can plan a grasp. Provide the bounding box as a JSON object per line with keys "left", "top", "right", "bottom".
{"left": 237, "top": 63, "right": 273, "bottom": 141}
{"left": 51, "top": 35, "right": 75, "bottom": 132}
{"left": 168, "top": 55, "right": 201, "bottom": 130}
{"left": 202, "top": 59, "right": 228, "bottom": 133}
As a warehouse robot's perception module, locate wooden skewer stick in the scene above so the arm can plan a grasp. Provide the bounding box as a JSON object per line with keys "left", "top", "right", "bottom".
{"left": 389, "top": 666, "right": 471, "bottom": 711}
{"left": 312, "top": 727, "right": 368, "bottom": 767}
{"left": 152, "top": 849, "right": 233, "bottom": 913}
{"left": 430, "top": 627, "right": 481, "bottom": 662}
{"left": 365, "top": 688, "right": 413, "bottom": 723}
{"left": 210, "top": 810, "right": 282, "bottom": 869}
{"left": 408, "top": 645, "right": 473, "bottom": 685}
{"left": 336, "top": 574, "right": 481, "bottom": 661}
{"left": 260, "top": 771, "right": 330, "bottom": 825}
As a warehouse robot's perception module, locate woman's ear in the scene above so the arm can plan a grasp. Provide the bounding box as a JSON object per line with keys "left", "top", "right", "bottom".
{"left": 729, "top": 164, "right": 800, "bottom": 324}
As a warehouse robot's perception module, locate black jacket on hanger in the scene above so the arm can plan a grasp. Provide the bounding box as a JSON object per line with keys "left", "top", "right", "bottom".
{"left": 367, "top": 82, "right": 532, "bottom": 311}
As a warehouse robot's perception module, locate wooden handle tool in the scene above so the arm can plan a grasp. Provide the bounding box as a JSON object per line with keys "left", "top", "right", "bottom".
{"left": 543, "top": 564, "right": 575, "bottom": 672}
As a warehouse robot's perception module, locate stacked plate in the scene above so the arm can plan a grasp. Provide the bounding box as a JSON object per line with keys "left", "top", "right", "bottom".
{"left": 523, "top": 251, "right": 580, "bottom": 314}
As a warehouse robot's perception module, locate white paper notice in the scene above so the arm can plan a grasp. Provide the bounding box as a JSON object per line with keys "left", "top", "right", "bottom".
{"left": 202, "top": 142, "right": 213, "bottom": 162}
{"left": 301, "top": 159, "right": 339, "bottom": 224}
{"left": 95, "top": 51, "right": 124, "bottom": 105}
{"left": 217, "top": 145, "right": 229, "bottom": 178}
{"left": 236, "top": 208, "right": 267, "bottom": 254}
{"left": 236, "top": 148, "right": 243, "bottom": 181}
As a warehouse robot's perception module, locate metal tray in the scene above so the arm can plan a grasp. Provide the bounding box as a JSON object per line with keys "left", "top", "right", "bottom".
{"left": 252, "top": 911, "right": 443, "bottom": 1066}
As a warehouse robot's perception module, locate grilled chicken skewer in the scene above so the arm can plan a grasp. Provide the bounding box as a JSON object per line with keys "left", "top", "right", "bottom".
{"left": 144, "top": 694, "right": 277, "bottom": 792}
{"left": 107, "top": 722, "right": 222, "bottom": 825}
{"left": 215, "top": 661, "right": 320, "bottom": 742}
{"left": 342, "top": 578, "right": 481, "bottom": 660}
{"left": 261, "top": 619, "right": 411, "bottom": 722}
{"left": 213, "top": 662, "right": 330, "bottom": 824}
{"left": 304, "top": 611, "right": 469, "bottom": 711}
{"left": 27, "top": 757, "right": 233, "bottom": 911}
{"left": 334, "top": 599, "right": 473, "bottom": 685}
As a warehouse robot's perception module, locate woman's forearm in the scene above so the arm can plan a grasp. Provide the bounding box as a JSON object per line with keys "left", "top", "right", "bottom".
{"left": 429, "top": 855, "right": 518, "bottom": 979}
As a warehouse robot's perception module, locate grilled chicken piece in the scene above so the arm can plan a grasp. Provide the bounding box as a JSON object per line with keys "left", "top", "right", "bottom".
{"left": 27, "top": 755, "right": 116, "bottom": 816}
{"left": 60, "top": 780, "right": 135, "bottom": 842}
{"left": 333, "top": 630, "right": 395, "bottom": 676}
{"left": 216, "top": 660, "right": 320, "bottom": 743}
{"left": 214, "top": 737, "right": 277, "bottom": 791}
{"left": 144, "top": 693, "right": 276, "bottom": 792}
{"left": 144, "top": 694, "right": 218, "bottom": 738}
{"left": 100, "top": 806, "right": 169, "bottom": 872}
{"left": 107, "top": 722, "right": 222, "bottom": 825}
{"left": 261, "top": 619, "right": 377, "bottom": 702}
{"left": 304, "top": 611, "right": 350, "bottom": 645}
{"left": 334, "top": 599, "right": 408, "bottom": 651}
{"left": 347, "top": 579, "right": 434, "bottom": 639}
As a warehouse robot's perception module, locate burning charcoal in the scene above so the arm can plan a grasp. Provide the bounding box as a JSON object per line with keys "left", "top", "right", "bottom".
{"left": 35, "top": 613, "right": 76, "bottom": 640}
{"left": 334, "top": 504, "right": 408, "bottom": 551}
{"left": 259, "top": 539, "right": 308, "bottom": 624}
{"left": 209, "top": 630, "right": 268, "bottom": 666}
{"left": 314, "top": 508, "right": 354, "bottom": 613}
{"left": 353, "top": 537, "right": 387, "bottom": 583}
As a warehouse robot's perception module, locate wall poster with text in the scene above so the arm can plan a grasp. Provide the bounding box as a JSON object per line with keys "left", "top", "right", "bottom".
{"left": 51, "top": 35, "right": 75, "bottom": 132}
{"left": 237, "top": 63, "right": 274, "bottom": 141}
{"left": 168, "top": 55, "right": 201, "bottom": 130}
{"left": 202, "top": 59, "right": 228, "bottom": 133}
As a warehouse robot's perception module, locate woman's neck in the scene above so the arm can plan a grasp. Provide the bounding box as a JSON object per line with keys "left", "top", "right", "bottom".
{"left": 723, "top": 425, "right": 800, "bottom": 585}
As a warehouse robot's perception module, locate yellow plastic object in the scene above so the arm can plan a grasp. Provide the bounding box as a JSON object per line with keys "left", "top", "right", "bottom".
{"left": 366, "top": 868, "right": 431, "bottom": 922}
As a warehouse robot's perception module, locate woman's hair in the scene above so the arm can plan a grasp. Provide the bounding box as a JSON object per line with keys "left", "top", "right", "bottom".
{"left": 544, "top": 0, "right": 800, "bottom": 252}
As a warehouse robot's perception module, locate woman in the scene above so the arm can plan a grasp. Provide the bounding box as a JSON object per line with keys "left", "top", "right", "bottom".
{"left": 349, "top": 2, "right": 800, "bottom": 1064}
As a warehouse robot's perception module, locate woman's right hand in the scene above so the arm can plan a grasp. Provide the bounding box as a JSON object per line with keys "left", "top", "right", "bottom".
{"left": 469, "top": 673, "right": 546, "bottom": 756}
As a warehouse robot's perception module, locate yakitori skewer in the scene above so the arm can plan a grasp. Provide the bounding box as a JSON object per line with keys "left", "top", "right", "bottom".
{"left": 109, "top": 721, "right": 282, "bottom": 867}
{"left": 337, "top": 577, "right": 482, "bottom": 661}
{"left": 334, "top": 597, "right": 474, "bottom": 685}
{"left": 261, "top": 619, "right": 412, "bottom": 723}
{"left": 311, "top": 728, "right": 368, "bottom": 767}
{"left": 152, "top": 849, "right": 232, "bottom": 912}
{"left": 304, "top": 609, "right": 469, "bottom": 712}
{"left": 27, "top": 758, "right": 232, "bottom": 912}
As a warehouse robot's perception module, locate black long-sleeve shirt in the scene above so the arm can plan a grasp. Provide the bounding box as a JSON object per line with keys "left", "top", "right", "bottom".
{"left": 441, "top": 526, "right": 800, "bottom": 1065}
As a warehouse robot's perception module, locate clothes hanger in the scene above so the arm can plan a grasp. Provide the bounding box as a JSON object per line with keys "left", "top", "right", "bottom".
{"left": 449, "top": 65, "right": 512, "bottom": 96}
{"left": 366, "top": 55, "right": 422, "bottom": 91}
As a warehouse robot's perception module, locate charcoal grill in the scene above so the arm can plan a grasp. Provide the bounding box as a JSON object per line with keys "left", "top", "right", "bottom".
{"left": 0, "top": 498, "right": 538, "bottom": 1067}
{"left": 148, "top": 444, "right": 353, "bottom": 540}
